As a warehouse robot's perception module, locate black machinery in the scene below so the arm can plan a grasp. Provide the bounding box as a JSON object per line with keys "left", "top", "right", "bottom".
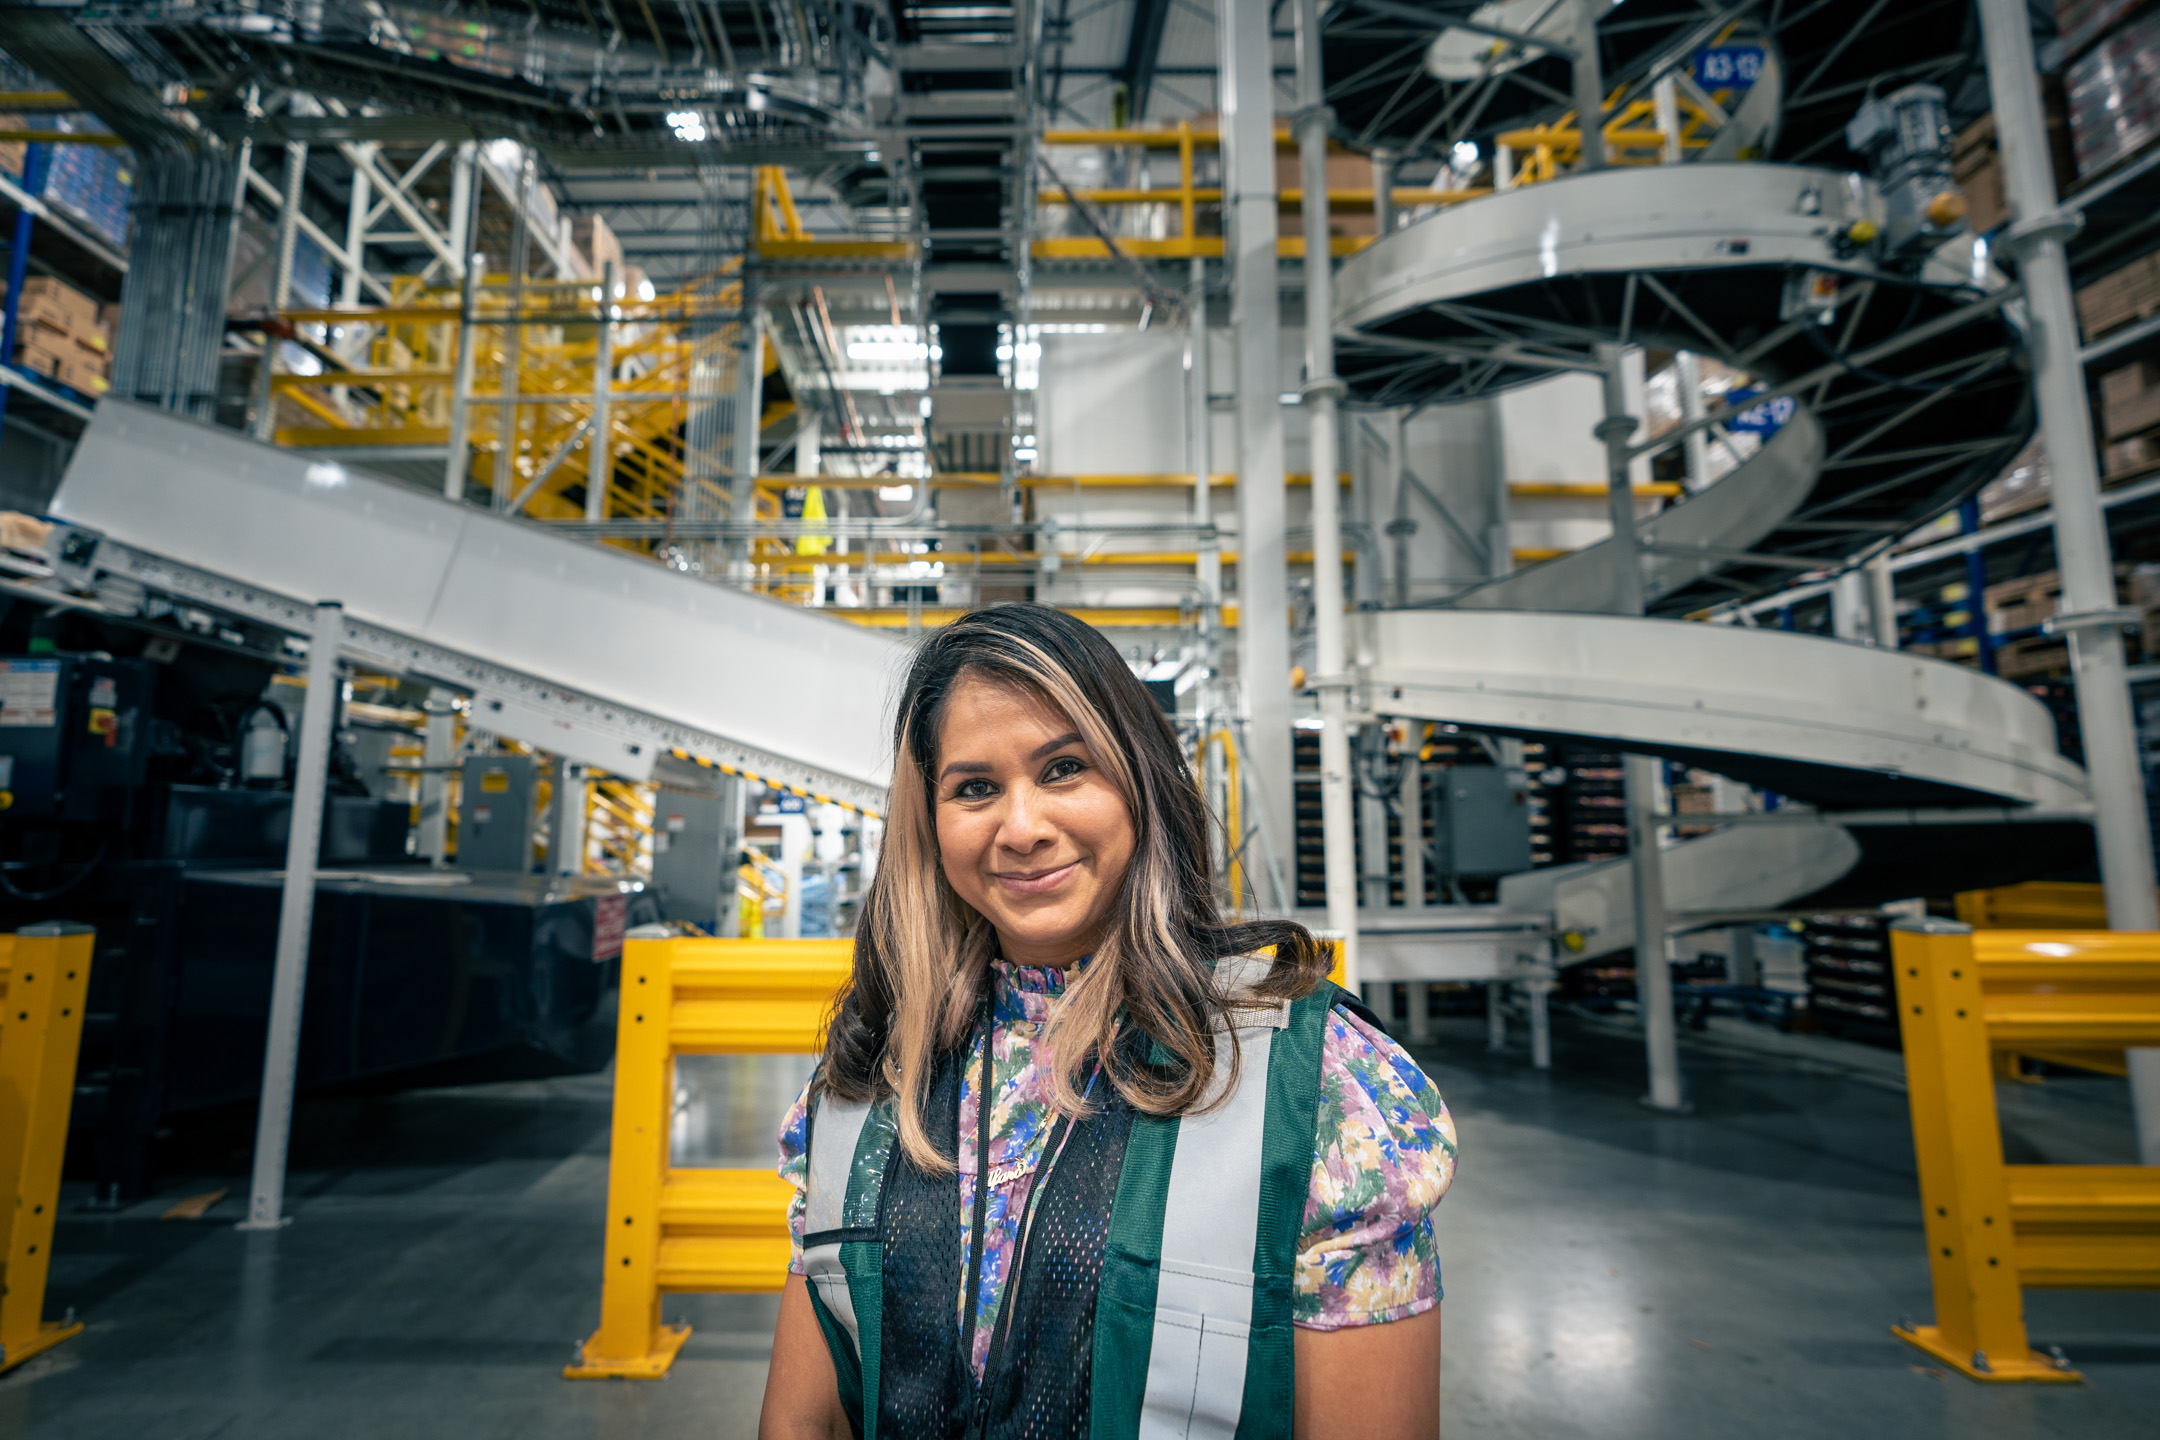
{"left": 0, "top": 602, "right": 655, "bottom": 1201}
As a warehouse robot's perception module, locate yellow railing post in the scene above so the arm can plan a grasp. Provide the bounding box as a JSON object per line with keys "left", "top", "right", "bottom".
{"left": 1888, "top": 918, "right": 2063, "bottom": 1381}
{"left": 567, "top": 935, "right": 852, "bottom": 1379}
{"left": 0, "top": 922, "right": 95, "bottom": 1374}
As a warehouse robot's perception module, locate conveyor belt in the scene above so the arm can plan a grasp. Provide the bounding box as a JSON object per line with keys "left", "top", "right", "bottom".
{"left": 46, "top": 401, "right": 904, "bottom": 814}
{"left": 1333, "top": 161, "right": 2088, "bottom": 951}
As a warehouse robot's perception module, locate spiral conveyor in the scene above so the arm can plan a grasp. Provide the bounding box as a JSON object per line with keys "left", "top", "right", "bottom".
{"left": 1335, "top": 161, "right": 2093, "bottom": 962}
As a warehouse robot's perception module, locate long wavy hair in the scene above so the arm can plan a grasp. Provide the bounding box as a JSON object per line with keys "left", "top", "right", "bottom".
{"left": 818, "top": 603, "right": 1329, "bottom": 1172}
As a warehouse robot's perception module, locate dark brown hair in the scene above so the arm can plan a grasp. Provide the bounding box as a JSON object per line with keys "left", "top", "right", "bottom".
{"left": 819, "top": 603, "right": 1328, "bottom": 1169}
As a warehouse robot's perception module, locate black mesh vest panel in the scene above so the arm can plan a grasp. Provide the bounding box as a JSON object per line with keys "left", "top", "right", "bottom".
{"left": 874, "top": 1033, "right": 1136, "bottom": 1440}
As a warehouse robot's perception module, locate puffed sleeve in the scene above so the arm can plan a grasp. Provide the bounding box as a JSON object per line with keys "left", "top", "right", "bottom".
{"left": 777, "top": 1072, "right": 813, "bottom": 1275}
{"left": 1292, "top": 1006, "right": 1458, "bottom": 1328}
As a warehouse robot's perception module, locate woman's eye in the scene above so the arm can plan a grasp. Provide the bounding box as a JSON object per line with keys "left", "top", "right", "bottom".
{"left": 953, "top": 778, "right": 995, "bottom": 800}
{"left": 1043, "top": 757, "right": 1086, "bottom": 782}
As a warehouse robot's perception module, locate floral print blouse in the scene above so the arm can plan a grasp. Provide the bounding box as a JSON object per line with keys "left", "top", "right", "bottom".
{"left": 776, "top": 958, "right": 1457, "bottom": 1378}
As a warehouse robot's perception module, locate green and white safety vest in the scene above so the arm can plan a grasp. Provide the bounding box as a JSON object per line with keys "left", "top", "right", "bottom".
{"left": 801, "top": 968, "right": 1350, "bottom": 1440}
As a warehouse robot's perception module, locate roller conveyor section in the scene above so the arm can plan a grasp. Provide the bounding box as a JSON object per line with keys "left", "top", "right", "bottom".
{"left": 43, "top": 400, "right": 905, "bottom": 813}
{"left": 1335, "top": 159, "right": 2092, "bottom": 957}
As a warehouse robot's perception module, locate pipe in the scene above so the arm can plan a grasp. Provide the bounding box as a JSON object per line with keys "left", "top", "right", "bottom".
{"left": 1571, "top": 0, "right": 1606, "bottom": 170}
{"left": 1978, "top": 0, "right": 2160, "bottom": 1163}
{"left": 1371, "top": 149, "right": 1397, "bottom": 236}
{"left": 1296, "top": 0, "right": 1359, "bottom": 985}
{"left": 587, "top": 259, "right": 615, "bottom": 521}
{"left": 241, "top": 600, "right": 342, "bottom": 1229}
{"left": 1221, "top": 0, "right": 1295, "bottom": 910}
{"left": 442, "top": 173, "right": 483, "bottom": 500}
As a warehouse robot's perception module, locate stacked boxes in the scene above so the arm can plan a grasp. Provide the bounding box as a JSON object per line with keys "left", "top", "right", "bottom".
{"left": 6, "top": 275, "right": 112, "bottom": 395}
{"left": 1976, "top": 440, "right": 2051, "bottom": 524}
{"left": 573, "top": 214, "right": 623, "bottom": 279}
{"left": 2076, "top": 253, "right": 2160, "bottom": 340}
{"left": 2066, "top": 9, "right": 2160, "bottom": 177}
{"left": 1985, "top": 564, "right": 2137, "bottom": 679}
{"left": 2102, "top": 360, "right": 2160, "bottom": 477}
{"left": 1950, "top": 98, "right": 2076, "bottom": 235}
{"left": 41, "top": 141, "right": 132, "bottom": 249}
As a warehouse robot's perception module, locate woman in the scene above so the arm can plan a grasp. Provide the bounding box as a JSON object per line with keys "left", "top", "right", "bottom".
{"left": 759, "top": 604, "right": 1455, "bottom": 1440}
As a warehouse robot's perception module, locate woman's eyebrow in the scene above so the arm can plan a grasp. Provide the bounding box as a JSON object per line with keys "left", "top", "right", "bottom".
{"left": 939, "top": 760, "right": 993, "bottom": 780}
{"left": 1028, "top": 731, "right": 1084, "bottom": 761}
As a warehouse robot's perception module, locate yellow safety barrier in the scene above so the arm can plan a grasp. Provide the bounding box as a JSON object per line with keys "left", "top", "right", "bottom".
{"left": 1889, "top": 920, "right": 2160, "bottom": 1382}
{"left": 0, "top": 923, "right": 95, "bottom": 1374}
{"left": 566, "top": 936, "right": 852, "bottom": 1379}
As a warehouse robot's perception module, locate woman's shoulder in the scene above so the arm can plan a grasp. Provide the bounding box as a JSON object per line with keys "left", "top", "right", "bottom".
{"left": 1311, "top": 1002, "right": 1457, "bottom": 1208}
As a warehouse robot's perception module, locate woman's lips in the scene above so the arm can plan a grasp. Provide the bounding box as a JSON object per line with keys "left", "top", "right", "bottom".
{"left": 991, "top": 860, "right": 1079, "bottom": 895}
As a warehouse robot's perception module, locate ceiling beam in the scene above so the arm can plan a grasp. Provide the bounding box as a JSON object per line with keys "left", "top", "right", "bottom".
{"left": 1118, "top": 0, "right": 1176, "bottom": 123}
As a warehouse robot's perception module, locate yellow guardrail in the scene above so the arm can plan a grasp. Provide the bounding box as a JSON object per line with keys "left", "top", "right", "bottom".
{"left": 565, "top": 936, "right": 852, "bottom": 1379}
{"left": 1889, "top": 921, "right": 2160, "bottom": 1383}
{"left": 0, "top": 923, "right": 95, "bottom": 1374}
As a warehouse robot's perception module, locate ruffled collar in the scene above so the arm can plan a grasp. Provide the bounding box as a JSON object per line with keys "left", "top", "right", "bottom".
{"left": 991, "top": 956, "right": 1074, "bottom": 1024}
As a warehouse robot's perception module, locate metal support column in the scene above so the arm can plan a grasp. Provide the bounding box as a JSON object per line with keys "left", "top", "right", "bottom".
{"left": 445, "top": 142, "right": 475, "bottom": 281}
{"left": 587, "top": 260, "right": 615, "bottom": 521}
{"left": 494, "top": 149, "right": 535, "bottom": 509}
{"left": 1371, "top": 150, "right": 1397, "bottom": 237}
{"left": 552, "top": 759, "right": 587, "bottom": 876}
{"left": 1868, "top": 554, "right": 1900, "bottom": 648}
{"left": 1486, "top": 981, "right": 1508, "bottom": 1051}
{"left": 1399, "top": 749, "right": 1424, "bottom": 911}
{"left": 443, "top": 174, "right": 483, "bottom": 500}
{"left": 1598, "top": 340, "right": 1683, "bottom": 1109}
{"left": 726, "top": 314, "right": 763, "bottom": 572}
{"left": 1222, "top": 0, "right": 1295, "bottom": 907}
{"left": 1979, "top": 0, "right": 2160, "bottom": 1162}
{"left": 1572, "top": 0, "right": 1606, "bottom": 171}
{"left": 241, "top": 601, "right": 342, "bottom": 1230}
{"left": 418, "top": 688, "right": 454, "bottom": 864}
{"left": 1297, "top": 0, "right": 1360, "bottom": 983}
{"left": 1675, "top": 350, "right": 1711, "bottom": 489}
{"left": 252, "top": 139, "right": 307, "bottom": 442}
{"left": 340, "top": 158, "right": 368, "bottom": 308}
{"left": 1389, "top": 410, "right": 1413, "bottom": 605}
{"left": 1190, "top": 257, "right": 1221, "bottom": 640}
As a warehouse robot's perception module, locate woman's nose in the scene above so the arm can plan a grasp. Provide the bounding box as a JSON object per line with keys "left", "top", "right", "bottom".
{"left": 995, "top": 784, "right": 1056, "bottom": 851}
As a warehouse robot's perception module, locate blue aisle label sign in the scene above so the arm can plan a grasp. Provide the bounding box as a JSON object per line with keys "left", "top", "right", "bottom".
{"left": 1693, "top": 45, "right": 1764, "bottom": 90}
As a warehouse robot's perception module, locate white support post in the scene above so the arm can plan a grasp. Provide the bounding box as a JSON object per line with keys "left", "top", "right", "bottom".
{"left": 1486, "top": 980, "right": 1507, "bottom": 1051}
{"left": 1371, "top": 149, "right": 1397, "bottom": 237}
{"left": 1628, "top": 752, "right": 1684, "bottom": 1110}
{"left": 1572, "top": 0, "right": 1606, "bottom": 171}
{"left": 418, "top": 688, "right": 454, "bottom": 864}
{"left": 587, "top": 260, "right": 616, "bottom": 521}
{"left": 1979, "top": 0, "right": 2160, "bottom": 1162}
{"left": 552, "top": 759, "right": 587, "bottom": 876}
{"left": 1296, "top": 0, "right": 1360, "bottom": 985}
{"left": 340, "top": 159, "right": 369, "bottom": 308}
{"left": 1676, "top": 349, "right": 1711, "bottom": 490}
{"left": 1868, "top": 554, "right": 1900, "bottom": 649}
{"left": 1222, "top": 0, "right": 1295, "bottom": 909}
{"left": 1653, "top": 73, "right": 1683, "bottom": 165}
{"left": 240, "top": 601, "right": 342, "bottom": 1230}
{"left": 251, "top": 139, "right": 308, "bottom": 444}
{"left": 1527, "top": 975, "right": 1553, "bottom": 1070}
{"left": 728, "top": 297, "right": 764, "bottom": 573}
{"left": 1190, "top": 257, "right": 1220, "bottom": 637}
{"left": 443, "top": 174, "right": 484, "bottom": 500}
{"left": 1597, "top": 340, "right": 1684, "bottom": 1109}
{"left": 494, "top": 151, "right": 535, "bottom": 510}
{"left": 1399, "top": 749, "right": 1425, "bottom": 911}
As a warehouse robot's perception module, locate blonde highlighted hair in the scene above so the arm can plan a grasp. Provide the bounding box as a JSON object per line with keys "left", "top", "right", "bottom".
{"left": 818, "top": 603, "right": 1329, "bottom": 1172}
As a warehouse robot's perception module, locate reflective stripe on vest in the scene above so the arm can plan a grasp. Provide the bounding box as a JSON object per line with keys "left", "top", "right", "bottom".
{"left": 1140, "top": 986, "right": 1286, "bottom": 1439}
{"left": 803, "top": 1092, "right": 873, "bottom": 1358}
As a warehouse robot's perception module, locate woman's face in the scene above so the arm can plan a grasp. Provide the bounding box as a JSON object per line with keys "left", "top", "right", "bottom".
{"left": 932, "top": 674, "right": 1136, "bottom": 968}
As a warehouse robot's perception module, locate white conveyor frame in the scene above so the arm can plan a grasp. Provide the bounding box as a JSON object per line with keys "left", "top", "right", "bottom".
{"left": 47, "top": 400, "right": 905, "bottom": 813}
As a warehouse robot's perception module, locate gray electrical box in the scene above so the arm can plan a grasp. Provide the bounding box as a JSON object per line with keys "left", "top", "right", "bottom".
{"left": 457, "top": 753, "right": 537, "bottom": 872}
{"left": 650, "top": 759, "right": 743, "bottom": 935}
{"left": 1428, "top": 765, "right": 1533, "bottom": 878}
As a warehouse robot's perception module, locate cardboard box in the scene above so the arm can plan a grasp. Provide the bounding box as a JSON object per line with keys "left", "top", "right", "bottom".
{"left": 2103, "top": 359, "right": 2160, "bottom": 438}
{"left": 2106, "top": 431, "right": 2160, "bottom": 477}
{"left": 2075, "top": 253, "right": 2160, "bottom": 339}
{"left": 1977, "top": 440, "right": 2051, "bottom": 524}
{"left": 1995, "top": 635, "right": 2071, "bottom": 680}
{"left": 1274, "top": 148, "right": 1373, "bottom": 196}
{"left": 5, "top": 275, "right": 100, "bottom": 342}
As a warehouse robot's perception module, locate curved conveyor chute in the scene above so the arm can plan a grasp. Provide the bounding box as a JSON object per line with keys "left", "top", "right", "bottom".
{"left": 1334, "top": 162, "right": 2088, "bottom": 949}
{"left": 47, "top": 400, "right": 905, "bottom": 812}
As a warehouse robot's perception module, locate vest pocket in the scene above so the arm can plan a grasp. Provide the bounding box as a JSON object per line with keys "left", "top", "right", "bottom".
{"left": 1140, "top": 1304, "right": 1252, "bottom": 1440}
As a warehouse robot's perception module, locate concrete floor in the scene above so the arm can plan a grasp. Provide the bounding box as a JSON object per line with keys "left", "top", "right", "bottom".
{"left": 10, "top": 1012, "right": 2159, "bottom": 1439}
